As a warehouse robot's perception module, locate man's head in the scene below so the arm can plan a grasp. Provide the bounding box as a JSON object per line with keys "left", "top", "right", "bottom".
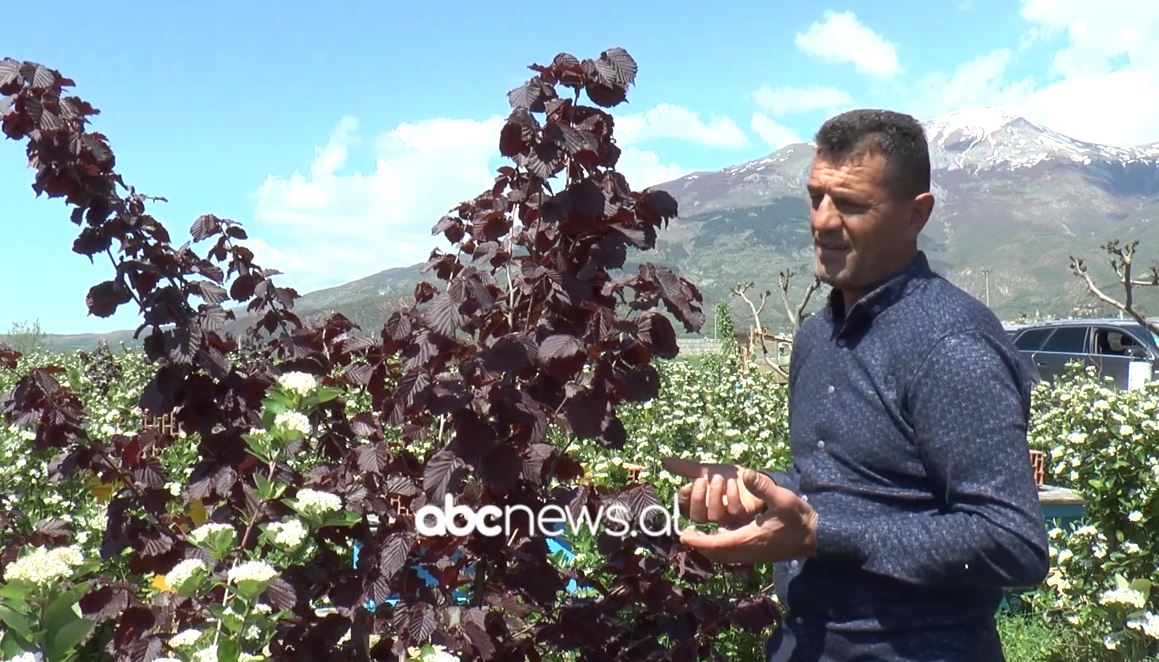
{"left": 806, "top": 109, "right": 934, "bottom": 301}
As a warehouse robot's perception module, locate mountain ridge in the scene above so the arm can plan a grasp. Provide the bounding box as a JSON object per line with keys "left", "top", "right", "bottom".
{"left": 10, "top": 107, "right": 1159, "bottom": 352}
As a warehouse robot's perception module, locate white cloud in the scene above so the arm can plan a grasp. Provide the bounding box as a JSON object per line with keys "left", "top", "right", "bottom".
{"left": 909, "top": 49, "right": 1035, "bottom": 120}
{"left": 615, "top": 147, "right": 690, "bottom": 189}
{"left": 909, "top": 2, "right": 1159, "bottom": 147}
{"left": 751, "top": 113, "right": 803, "bottom": 150}
{"left": 751, "top": 84, "right": 853, "bottom": 115}
{"left": 795, "top": 11, "right": 902, "bottom": 78}
{"left": 615, "top": 103, "right": 747, "bottom": 148}
{"left": 252, "top": 115, "right": 502, "bottom": 291}
{"left": 250, "top": 102, "right": 731, "bottom": 291}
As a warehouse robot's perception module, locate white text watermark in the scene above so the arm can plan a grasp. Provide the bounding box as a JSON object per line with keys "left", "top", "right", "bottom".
{"left": 413, "top": 493, "right": 684, "bottom": 538}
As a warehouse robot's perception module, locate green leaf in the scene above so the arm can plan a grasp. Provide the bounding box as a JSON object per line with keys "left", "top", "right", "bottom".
{"left": 1, "top": 632, "right": 31, "bottom": 657}
{"left": 0, "top": 602, "right": 35, "bottom": 641}
{"left": 1129, "top": 578, "right": 1152, "bottom": 598}
{"left": 0, "top": 582, "right": 29, "bottom": 603}
{"left": 48, "top": 617, "right": 94, "bottom": 662}
{"left": 243, "top": 433, "right": 271, "bottom": 464}
{"left": 305, "top": 387, "right": 343, "bottom": 407}
{"left": 42, "top": 583, "right": 89, "bottom": 637}
{"left": 217, "top": 637, "right": 242, "bottom": 662}
{"left": 324, "top": 511, "right": 361, "bottom": 528}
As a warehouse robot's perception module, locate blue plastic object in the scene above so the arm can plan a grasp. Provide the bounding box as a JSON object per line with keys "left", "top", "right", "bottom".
{"left": 350, "top": 529, "right": 581, "bottom": 612}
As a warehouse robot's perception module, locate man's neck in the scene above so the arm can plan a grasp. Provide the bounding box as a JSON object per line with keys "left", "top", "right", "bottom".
{"left": 840, "top": 250, "right": 920, "bottom": 312}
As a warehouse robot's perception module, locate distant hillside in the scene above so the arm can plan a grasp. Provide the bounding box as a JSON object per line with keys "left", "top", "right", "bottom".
{"left": 17, "top": 107, "right": 1159, "bottom": 353}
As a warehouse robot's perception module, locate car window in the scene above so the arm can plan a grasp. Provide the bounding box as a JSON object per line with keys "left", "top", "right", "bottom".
{"left": 1015, "top": 328, "right": 1052, "bottom": 351}
{"left": 1039, "top": 326, "right": 1088, "bottom": 353}
{"left": 1093, "top": 327, "right": 1151, "bottom": 357}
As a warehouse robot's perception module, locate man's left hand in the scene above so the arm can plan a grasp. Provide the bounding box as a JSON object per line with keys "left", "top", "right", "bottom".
{"left": 679, "top": 467, "right": 819, "bottom": 565}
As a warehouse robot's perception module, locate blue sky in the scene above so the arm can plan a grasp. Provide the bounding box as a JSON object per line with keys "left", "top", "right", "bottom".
{"left": 4, "top": 0, "right": 1158, "bottom": 334}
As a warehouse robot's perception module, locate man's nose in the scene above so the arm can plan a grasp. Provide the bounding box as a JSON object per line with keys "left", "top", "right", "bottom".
{"left": 810, "top": 197, "right": 842, "bottom": 232}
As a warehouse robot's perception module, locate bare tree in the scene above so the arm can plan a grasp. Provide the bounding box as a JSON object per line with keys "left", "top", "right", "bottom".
{"left": 731, "top": 281, "right": 770, "bottom": 337}
{"left": 778, "top": 268, "right": 822, "bottom": 335}
{"left": 1070, "top": 239, "right": 1159, "bottom": 336}
{"left": 731, "top": 270, "right": 822, "bottom": 380}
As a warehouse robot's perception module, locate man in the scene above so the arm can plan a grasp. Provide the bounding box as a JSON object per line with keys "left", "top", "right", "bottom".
{"left": 662, "top": 109, "right": 1049, "bottom": 661}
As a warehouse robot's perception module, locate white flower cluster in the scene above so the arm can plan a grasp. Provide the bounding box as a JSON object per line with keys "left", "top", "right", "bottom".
{"left": 294, "top": 488, "right": 342, "bottom": 517}
{"left": 166, "top": 558, "right": 207, "bottom": 590}
{"left": 192, "top": 647, "right": 218, "bottom": 662}
{"left": 277, "top": 371, "right": 318, "bottom": 397}
{"left": 169, "top": 628, "right": 203, "bottom": 648}
{"left": 189, "top": 522, "right": 235, "bottom": 547}
{"left": 4, "top": 652, "right": 43, "bottom": 662}
{"left": 1127, "top": 611, "right": 1159, "bottom": 639}
{"left": 268, "top": 518, "right": 308, "bottom": 548}
{"left": 1099, "top": 587, "right": 1146, "bottom": 609}
{"left": 274, "top": 410, "right": 311, "bottom": 435}
{"left": 5, "top": 545, "right": 84, "bottom": 586}
{"left": 227, "top": 560, "right": 278, "bottom": 585}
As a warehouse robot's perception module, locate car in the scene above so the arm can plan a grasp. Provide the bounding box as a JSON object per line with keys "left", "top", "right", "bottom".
{"left": 1008, "top": 318, "right": 1159, "bottom": 389}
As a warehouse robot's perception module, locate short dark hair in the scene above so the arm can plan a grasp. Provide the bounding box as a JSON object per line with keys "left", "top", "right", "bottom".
{"left": 814, "top": 109, "right": 930, "bottom": 200}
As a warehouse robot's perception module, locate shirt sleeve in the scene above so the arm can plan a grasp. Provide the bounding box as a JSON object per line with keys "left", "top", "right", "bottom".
{"left": 810, "top": 329, "right": 1051, "bottom": 590}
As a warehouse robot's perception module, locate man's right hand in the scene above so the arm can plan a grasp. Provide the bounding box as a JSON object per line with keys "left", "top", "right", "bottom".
{"left": 662, "top": 457, "right": 769, "bottom": 528}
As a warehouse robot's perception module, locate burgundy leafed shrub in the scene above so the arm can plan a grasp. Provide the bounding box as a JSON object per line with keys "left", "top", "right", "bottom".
{"left": 0, "top": 49, "right": 779, "bottom": 660}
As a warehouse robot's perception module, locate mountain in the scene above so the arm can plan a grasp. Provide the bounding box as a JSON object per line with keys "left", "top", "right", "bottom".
{"left": 15, "top": 107, "right": 1159, "bottom": 352}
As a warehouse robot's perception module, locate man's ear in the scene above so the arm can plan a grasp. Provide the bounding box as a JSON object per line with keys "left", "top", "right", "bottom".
{"left": 908, "top": 192, "right": 935, "bottom": 234}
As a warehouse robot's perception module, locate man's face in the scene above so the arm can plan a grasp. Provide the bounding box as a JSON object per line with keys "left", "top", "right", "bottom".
{"left": 806, "top": 151, "right": 928, "bottom": 293}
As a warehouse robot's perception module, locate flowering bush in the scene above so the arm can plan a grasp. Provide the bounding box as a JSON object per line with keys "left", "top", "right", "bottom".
{"left": 1, "top": 49, "right": 779, "bottom": 661}
{"left": 0, "top": 543, "right": 97, "bottom": 661}
{"left": 1020, "top": 364, "right": 1159, "bottom": 658}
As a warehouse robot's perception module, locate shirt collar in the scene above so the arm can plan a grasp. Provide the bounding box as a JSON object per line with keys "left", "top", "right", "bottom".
{"left": 825, "top": 251, "right": 933, "bottom": 337}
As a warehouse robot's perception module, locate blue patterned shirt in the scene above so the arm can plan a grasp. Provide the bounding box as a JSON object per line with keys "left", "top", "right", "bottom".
{"left": 765, "top": 251, "right": 1050, "bottom": 661}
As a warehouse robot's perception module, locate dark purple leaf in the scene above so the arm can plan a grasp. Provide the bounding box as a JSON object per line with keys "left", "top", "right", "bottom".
{"left": 86, "top": 280, "right": 132, "bottom": 318}
{"left": 424, "top": 292, "right": 466, "bottom": 338}
{"left": 564, "top": 391, "right": 605, "bottom": 440}
{"left": 380, "top": 533, "right": 414, "bottom": 581}
{"left": 423, "top": 449, "right": 467, "bottom": 501}
{"left": 356, "top": 442, "right": 392, "bottom": 473}
{"left": 522, "top": 443, "right": 555, "bottom": 483}
{"left": 537, "top": 334, "right": 584, "bottom": 376}
{"left": 191, "top": 280, "right": 228, "bottom": 304}
{"left": 637, "top": 189, "right": 679, "bottom": 224}
{"left": 190, "top": 214, "right": 221, "bottom": 241}
{"left": 730, "top": 596, "right": 781, "bottom": 632}
{"left": 480, "top": 443, "right": 520, "bottom": 494}
{"left": 263, "top": 577, "right": 297, "bottom": 610}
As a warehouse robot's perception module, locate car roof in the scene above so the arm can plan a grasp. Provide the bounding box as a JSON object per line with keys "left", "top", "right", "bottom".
{"left": 1014, "top": 317, "right": 1158, "bottom": 329}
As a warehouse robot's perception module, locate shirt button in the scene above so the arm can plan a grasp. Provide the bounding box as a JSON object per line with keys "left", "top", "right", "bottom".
{"left": 801, "top": 494, "right": 808, "bottom": 502}
{"left": 827, "top": 385, "right": 835, "bottom": 394}
{"left": 836, "top": 339, "right": 846, "bottom": 348}
{"left": 790, "top": 560, "right": 799, "bottom": 569}
{"left": 817, "top": 439, "right": 825, "bottom": 449}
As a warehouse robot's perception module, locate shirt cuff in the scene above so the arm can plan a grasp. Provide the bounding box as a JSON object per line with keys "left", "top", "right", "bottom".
{"left": 813, "top": 514, "right": 867, "bottom": 564}
{"left": 764, "top": 469, "right": 799, "bottom": 495}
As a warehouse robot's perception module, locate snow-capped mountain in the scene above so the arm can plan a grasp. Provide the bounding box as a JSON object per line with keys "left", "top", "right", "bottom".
{"left": 923, "top": 107, "right": 1159, "bottom": 173}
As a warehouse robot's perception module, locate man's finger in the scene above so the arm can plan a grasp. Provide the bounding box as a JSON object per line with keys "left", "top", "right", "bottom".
{"left": 679, "top": 525, "right": 761, "bottom": 564}
{"left": 741, "top": 468, "right": 798, "bottom": 514}
{"left": 726, "top": 477, "right": 743, "bottom": 519}
{"left": 677, "top": 484, "right": 692, "bottom": 517}
{"left": 706, "top": 474, "right": 726, "bottom": 522}
{"left": 689, "top": 477, "right": 708, "bottom": 522}
{"left": 661, "top": 457, "right": 709, "bottom": 480}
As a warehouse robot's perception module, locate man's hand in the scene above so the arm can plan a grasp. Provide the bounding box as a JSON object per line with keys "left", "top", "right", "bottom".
{"left": 662, "top": 457, "right": 767, "bottom": 528}
{"left": 675, "top": 466, "right": 818, "bottom": 565}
